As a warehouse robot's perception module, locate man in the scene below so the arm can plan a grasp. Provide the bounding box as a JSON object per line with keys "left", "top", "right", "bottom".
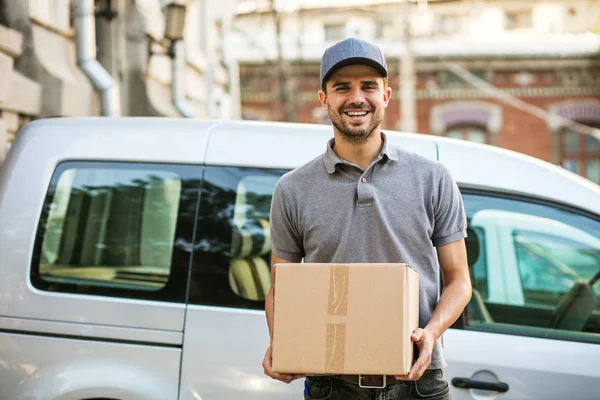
{"left": 262, "top": 37, "right": 472, "bottom": 399}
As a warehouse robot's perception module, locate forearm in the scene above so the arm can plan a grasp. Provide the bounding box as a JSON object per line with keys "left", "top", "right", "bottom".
{"left": 424, "top": 279, "right": 472, "bottom": 340}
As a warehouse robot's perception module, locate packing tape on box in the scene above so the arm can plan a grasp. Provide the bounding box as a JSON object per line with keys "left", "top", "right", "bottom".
{"left": 325, "top": 264, "right": 349, "bottom": 373}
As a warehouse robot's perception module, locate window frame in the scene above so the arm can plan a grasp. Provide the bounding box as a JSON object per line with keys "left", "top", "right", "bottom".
{"left": 504, "top": 9, "right": 533, "bottom": 31}
{"left": 188, "top": 165, "right": 290, "bottom": 310}
{"left": 453, "top": 186, "right": 600, "bottom": 344}
{"left": 323, "top": 22, "right": 345, "bottom": 42}
{"left": 444, "top": 125, "right": 490, "bottom": 144}
{"left": 560, "top": 127, "right": 600, "bottom": 184}
{"left": 30, "top": 160, "right": 204, "bottom": 303}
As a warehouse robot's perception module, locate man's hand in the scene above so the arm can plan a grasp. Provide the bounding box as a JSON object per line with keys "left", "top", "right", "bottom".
{"left": 393, "top": 239, "right": 471, "bottom": 381}
{"left": 262, "top": 345, "right": 306, "bottom": 384}
{"left": 394, "top": 328, "right": 435, "bottom": 381}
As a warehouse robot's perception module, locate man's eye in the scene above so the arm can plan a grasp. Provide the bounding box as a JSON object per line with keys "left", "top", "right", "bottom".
{"left": 336, "top": 87, "right": 348, "bottom": 91}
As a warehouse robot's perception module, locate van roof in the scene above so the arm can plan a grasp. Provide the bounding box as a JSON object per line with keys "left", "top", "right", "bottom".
{"left": 12, "top": 117, "right": 600, "bottom": 215}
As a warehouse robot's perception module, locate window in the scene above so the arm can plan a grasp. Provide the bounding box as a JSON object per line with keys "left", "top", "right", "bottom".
{"left": 189, "top": 166, "right": 288, "bottom": 309}
{"left": 31, "top": 161, "right": 202, "bottom": 302}
{"left": 324, "top": 23, "right": 345, "bottom": 41}
{"left": 561, "top": 127, "right": 600, "bottom": 184}
{"left": 440, "top": 15, "right": 458, "bottom": 35}
{"left": 375, "top": 21, "right": 393, "bottom": 39}
{"left": 442, "top": 70, "right": 485, "bottom": 88}
{"left": 505, "top": 9, "right": 533, "bottom": 30}
{"left": 445, "top": 126, "right": 489, "bottom": 144}
{"left": 469, "top": 226, "right": 488, "bottom": 300}
{"left": 514, "top": 230, "right": 599, "bottom": 306}
{"left": 0, "top": 0, "right": 6, "bottom": 26}
{"left": 463, "top": 192, "right": 600, "bottom": 341}
{"left": 443, "top": 71, "right": 463, "bottom": 87}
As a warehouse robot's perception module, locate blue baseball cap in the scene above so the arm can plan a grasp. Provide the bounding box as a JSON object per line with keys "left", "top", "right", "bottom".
{"left": 320, "top": 37, "right": 388, "bottom": 89}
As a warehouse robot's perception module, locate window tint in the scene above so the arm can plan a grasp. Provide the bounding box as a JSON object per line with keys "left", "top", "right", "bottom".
{"left": 189, "top": 166, "right": 287, "bottom": 309}
{"left": 469, "top": 226, "right": 488, "bottom": 300}
{"left": 514, "top": 232, "right": 582, "bottom": 306}
{"left": 31, "top": 161, "right": 202, "bottom": 302}
{"left": 463, "top": 192, "right": 600, "bottom": 342}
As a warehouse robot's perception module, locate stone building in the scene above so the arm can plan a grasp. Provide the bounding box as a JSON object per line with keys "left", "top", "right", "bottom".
{"left": 229, "top": 0, "right": 600, "bottom": 184}
{"left": 0, "top": 0, "right": 239, "bottom": 162}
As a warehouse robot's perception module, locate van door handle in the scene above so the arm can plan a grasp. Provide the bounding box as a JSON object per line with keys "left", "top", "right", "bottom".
{"left": 451, "top": 377, "right": 509, "bottom": 393}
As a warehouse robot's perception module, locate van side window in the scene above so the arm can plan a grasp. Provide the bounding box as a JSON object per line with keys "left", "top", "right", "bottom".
{"left": 513, "top": 230, "right": 597, "bottom": 306}
{"left": 31, "top": 161, "right": 202, "bottom": 302}
{"left": 469, "top": 226, "right": 488, "bottom": 300}
{"left": 463, "top": 192, "right": 600, "bottom": 342}
{"left": 189, "top": 166, "right": 287, "bottom": 309}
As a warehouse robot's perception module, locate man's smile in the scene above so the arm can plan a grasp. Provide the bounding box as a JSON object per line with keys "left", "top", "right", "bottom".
{"left": 343, "top": 110, "right": 370, "bottom": 122}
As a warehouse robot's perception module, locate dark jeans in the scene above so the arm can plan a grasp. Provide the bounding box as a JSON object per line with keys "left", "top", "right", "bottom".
{"left": 303, "top": 370, "right": 451, "bottom": 400}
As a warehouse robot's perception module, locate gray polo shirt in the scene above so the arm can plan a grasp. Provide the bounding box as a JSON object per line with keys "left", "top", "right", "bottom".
{"left": 270, "top": 133, "right": 467, "bottom": 370}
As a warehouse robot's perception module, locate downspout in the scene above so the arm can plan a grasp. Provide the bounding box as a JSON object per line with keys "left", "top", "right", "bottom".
{"left": 73, "top": 0, "right": 120, "bottom": 116}
{"left": 170, "top": 41, "right": 195, "bottom": 118}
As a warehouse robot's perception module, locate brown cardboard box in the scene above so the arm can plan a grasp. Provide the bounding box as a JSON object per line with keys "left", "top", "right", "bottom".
{"left": 271, "top": 263, "right": 419, "bottom": 376}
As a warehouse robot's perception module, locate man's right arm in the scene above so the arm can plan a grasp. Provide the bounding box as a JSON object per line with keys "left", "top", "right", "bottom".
{"left": 262, "top": 252, "right": 305, "bottom": 383}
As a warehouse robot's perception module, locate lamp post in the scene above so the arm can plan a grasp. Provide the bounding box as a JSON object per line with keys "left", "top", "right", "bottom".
{"left": 399, "top": 0, "right": 417, "bottom": 132}
{"left": 164, "top": 2, "right": 187, "bottom": 42}
{"left": 163, "top": 2, "right": 195, "bottom": 118}
{"left": 95, "top": 0, "right": 118, "bottom": 21}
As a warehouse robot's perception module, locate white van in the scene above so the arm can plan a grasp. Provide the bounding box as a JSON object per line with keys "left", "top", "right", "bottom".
{"left": 0, "top": 118, "right": 598, "bottom": 400}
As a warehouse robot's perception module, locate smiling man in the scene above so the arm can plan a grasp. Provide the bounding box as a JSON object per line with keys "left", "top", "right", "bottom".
{"left": 262, "top": 37, "right": 472, "bottom": 400}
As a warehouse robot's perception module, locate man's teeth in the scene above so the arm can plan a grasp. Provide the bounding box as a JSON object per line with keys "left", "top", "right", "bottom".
{"left": 346, "top": 111, "right": 368, "bottom": 116}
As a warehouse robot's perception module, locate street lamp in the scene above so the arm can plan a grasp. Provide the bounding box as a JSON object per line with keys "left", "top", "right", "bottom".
{"left": 95, "top": 0, "right": 118, "bottom": 21}
{"left": 164, "top": 2, "right": 187, "bottom": 42}
{"left": 162, "top": 2, "right": 195, "bottom": 118}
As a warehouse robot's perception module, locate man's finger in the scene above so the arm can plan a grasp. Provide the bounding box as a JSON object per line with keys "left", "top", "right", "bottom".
{"left": 266, "top": 369, "right": 302, "bottom": 383}
{"left": 408, "top": 349, "right": 431, "bottom": 380}
{"left": 262, "top": 346, "right": 305, "bottom": 383}
{"left": 408, "top": 361, "right": 428, "bottom": 381}
{"left": 411, "top": 328, "right": 424, "bottom": 342}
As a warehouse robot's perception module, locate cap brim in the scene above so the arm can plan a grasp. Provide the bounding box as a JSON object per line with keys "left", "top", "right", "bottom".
{"left": 322, "top": 57, "right": 388, "bottom": 88}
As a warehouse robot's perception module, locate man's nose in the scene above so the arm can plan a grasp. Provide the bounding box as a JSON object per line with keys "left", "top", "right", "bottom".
{"left": 347, "top": 86, "right": 366, "bottom": 104}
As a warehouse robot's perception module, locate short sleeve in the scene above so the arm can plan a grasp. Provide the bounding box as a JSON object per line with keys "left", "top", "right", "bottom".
{"left": 431, "top": 164, "right": 467, "bottom": 247}
{"left": 269, "top": 180, "right": 304, "bottom": 261}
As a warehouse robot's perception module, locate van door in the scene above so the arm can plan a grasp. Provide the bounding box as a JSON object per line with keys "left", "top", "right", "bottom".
{"left": 445, "top": 192, "right": 600, "bottom": 400}
{"left": 0, "top": 160, "right": 203, "bottom": 399}
{"left": 179, "top": 165, "right": 301, "bottom": 400}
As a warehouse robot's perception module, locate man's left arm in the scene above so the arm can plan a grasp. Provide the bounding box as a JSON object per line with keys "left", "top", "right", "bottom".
{"left": 401, "top": 239, "right": 472, "bottom": 380}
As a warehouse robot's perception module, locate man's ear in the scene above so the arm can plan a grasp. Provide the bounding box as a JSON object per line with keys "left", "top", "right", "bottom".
{"left": 383, "top": 86, "right": 392, "bottom": 108}
{"left": 318, "top": 89, "right": 327, "bottom": 109}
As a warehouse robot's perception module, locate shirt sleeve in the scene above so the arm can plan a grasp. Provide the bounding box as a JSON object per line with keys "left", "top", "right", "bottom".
{"left": 269, "top": 180, "right": 304, "bottom": 261}
{"left": 431, "top": 164, "right": 467, "bottom": 247}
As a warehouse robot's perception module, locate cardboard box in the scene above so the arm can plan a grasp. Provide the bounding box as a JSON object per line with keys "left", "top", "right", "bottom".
{"left": 271, "top": 263, "right": 419, "bottom": 376}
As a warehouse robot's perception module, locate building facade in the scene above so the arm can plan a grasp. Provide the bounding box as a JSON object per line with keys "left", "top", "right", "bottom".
{"left": 0, "top": 0, "right": 240, "bottom": 162}
{"left": 229, "top": 0, "right": 600, "bottom": 184}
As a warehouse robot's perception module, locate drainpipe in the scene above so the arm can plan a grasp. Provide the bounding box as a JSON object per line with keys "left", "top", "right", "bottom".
{"left": 170, "top": 41, "right": 195, "bottom": 118}
{"left": 73, "top": 0, "right": 120, "bottom": 116}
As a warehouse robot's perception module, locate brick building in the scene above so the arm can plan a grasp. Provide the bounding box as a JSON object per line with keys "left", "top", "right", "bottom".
{"left": 229, "top": 0, "right": 600, "bottom": 184}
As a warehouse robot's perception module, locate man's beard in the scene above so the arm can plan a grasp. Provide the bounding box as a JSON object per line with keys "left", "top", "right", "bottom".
{"left": 328, "top": 106, "right": 383, "bottom": 145}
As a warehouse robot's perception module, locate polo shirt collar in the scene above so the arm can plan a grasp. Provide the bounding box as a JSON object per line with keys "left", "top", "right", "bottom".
{"left": 323, "top": 132, "right": 398, "bottom": 174}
